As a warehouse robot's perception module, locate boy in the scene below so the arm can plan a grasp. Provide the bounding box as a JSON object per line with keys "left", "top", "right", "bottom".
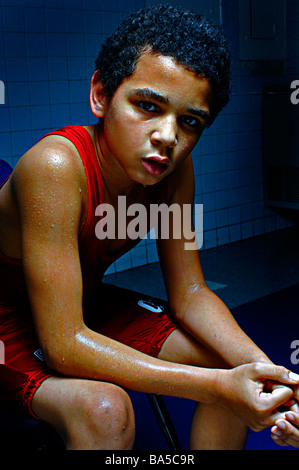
{"left": 0, "top": 4, "right": 298, "bottom": 450}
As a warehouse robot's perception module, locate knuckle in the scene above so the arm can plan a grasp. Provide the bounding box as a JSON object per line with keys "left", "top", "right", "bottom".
{"left": 250, "top": 362, "right": 260, "bottom": 373}
{"left": 276, "top": 365, "right": 287, "bottom": 376}
{"left": 250, "top": 362, "right": 263, "bottom": 376}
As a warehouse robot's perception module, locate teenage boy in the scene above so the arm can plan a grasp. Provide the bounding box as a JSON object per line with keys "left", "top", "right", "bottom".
{"left": 0, "top": 4, "right": 298, "bottom": 450}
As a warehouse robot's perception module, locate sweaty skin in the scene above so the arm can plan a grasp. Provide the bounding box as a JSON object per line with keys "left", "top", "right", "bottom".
{"left": 0, "top": 52, "right": 298, "bottom": 439}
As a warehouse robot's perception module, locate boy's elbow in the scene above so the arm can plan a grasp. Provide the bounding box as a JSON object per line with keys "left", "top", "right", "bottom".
{"left": 42, "top": 327, "right": 89, "bottom": 376}
{"left": 43, "top": 351, "right": 66, "bottom": 374}
{"left": 42, "top": 342, "right": 75, "bottom": 375}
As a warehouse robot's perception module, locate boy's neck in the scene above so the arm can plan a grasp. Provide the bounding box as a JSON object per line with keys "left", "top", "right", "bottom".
{"left": 90, "top": 123, "right": 143, "bottom": 200}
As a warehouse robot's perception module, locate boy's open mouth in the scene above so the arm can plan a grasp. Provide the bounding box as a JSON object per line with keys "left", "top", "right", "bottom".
{"left": 142, "top": 156, "right": 169, "bottom": 175}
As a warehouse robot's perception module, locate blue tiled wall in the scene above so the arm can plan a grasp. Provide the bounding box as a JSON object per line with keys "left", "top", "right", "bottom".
{"left": 191, "top": 0, "right": 298, "bottom": 253}
{"left": 0, "top": 0, "right": 298, "bottom": 274}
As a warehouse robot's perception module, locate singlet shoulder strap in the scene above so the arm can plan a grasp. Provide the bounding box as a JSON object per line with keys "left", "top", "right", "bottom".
{"left": 39, "top": 125, "right": 105, "bottom": 245}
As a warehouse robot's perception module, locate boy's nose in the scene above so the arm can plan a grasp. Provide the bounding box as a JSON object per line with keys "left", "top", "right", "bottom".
{"left": 150, "top": 116, "right": 178, "bottom": 148}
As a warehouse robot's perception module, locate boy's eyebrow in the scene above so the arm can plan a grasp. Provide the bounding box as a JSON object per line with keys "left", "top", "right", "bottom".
{"left": 130, "top": 87, "right": 211, "bottom": 121}
{"left": 131, "top": 88, "right": 169, "bottom": 104}
{"left": 187, "top": 106, "right": 211, "bottom": 122}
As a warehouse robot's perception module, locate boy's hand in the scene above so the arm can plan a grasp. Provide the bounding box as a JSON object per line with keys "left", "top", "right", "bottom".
{"left": 219, "top": 363, "right": 299, "bottom": 432}
{"left": 271, "top": 385, "right": 299, "bottom": 447}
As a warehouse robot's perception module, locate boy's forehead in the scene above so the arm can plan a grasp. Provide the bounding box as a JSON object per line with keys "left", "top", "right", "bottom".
{"left": 134, "top": 52, "right": 186, "bottom": 79}
{"left": 120, "top": 52, "right": 212, "bottom": 106}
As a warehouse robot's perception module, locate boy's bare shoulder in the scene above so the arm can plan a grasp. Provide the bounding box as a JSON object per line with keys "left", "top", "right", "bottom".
{"left": 12, "top": 134, "right": 87, "bottom": 196}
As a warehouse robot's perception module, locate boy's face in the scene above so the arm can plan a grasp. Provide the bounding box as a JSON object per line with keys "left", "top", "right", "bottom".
{"left": 96, "top": 51, "right": 212, "bottom": 186}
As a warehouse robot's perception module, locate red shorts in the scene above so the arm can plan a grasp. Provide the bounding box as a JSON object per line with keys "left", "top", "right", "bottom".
{"left": 0, "top": 284, "right": 177, "bottom": 418}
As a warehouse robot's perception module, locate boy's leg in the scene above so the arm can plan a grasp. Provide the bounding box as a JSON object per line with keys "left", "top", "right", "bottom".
{"left": 31, "top": 376, "right": 135, "bottom": 450}
{"left": 158, "top": 328, "right": 248, "bottom": 450}
{"left": 31, "top": 330, "right": 246, "bottom": 451}
{"left": 87, "top": 284, "right": 248, "bottom": 449}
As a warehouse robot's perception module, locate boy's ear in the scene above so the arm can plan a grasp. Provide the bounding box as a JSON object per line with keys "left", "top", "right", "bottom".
{"left": 90, "top": 70, "right": 107, "bottom": 118}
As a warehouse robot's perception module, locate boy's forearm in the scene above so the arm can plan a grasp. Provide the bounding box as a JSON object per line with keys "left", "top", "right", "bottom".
{"left": 173, "top": 286, "right": 271, "bottom": 367}
{"left": 46, "top": 324, "right": 221, "bottom": 404}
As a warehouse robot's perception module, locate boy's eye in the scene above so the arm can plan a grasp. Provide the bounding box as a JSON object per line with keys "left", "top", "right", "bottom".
{"left": 137, "top": 101, "right": 159, "bottom": 113}
{"left": 180, "top": 115, "right": 200, "bottom": 129}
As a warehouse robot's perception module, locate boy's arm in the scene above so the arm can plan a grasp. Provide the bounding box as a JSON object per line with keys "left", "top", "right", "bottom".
{"left": 157, "top": 155, "right": 271, "bottom": 368}
{"left": 12, "top": 141, "right": 222, "bottom": 402}
{"left": 12, "top": 144, "right": 297, "bottom": 432}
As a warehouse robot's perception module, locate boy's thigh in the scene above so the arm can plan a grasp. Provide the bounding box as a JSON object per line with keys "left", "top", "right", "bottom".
{"left": 85, "top": 283, "right": 178, "bottom": 358}
{"left": 158, "top": 327, "right": 229, "bottom": 369}
{"left": 85, "top": 283, "right": 228, "bottom": 369}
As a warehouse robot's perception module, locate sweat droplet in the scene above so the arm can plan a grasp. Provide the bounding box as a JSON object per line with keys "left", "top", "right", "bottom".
{"left": 51, "top": 223, "right": 55, "bottom": 228}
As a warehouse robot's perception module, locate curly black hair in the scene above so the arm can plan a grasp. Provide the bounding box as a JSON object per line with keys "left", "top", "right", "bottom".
{"left": 95, "top": 4, "right": 231, "bottom": 124}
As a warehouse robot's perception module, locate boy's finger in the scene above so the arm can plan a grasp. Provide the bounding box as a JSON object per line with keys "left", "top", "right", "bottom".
{"left": 261, "top": 385, "right": 293, "bottom": 410}
{"left": 290, "top": 402, "right": 299, "bottom": 413}
{"left": 286, "top": 411, "right": 299, "bottom": 424}
{"left": 254, "top": 364, "right": 299, "bottom": 384}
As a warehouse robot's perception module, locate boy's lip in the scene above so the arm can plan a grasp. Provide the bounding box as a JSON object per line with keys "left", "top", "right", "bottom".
{"left": 142, "top": 155, "right": 169, "bottom": 175}
{"left": 144, "top": 155, "right": 170, "bottom": 165}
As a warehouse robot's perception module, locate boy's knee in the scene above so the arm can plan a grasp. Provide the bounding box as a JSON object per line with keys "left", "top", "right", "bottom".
{"left": 78, "top": 383, "right": 135, "bottom": 449}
